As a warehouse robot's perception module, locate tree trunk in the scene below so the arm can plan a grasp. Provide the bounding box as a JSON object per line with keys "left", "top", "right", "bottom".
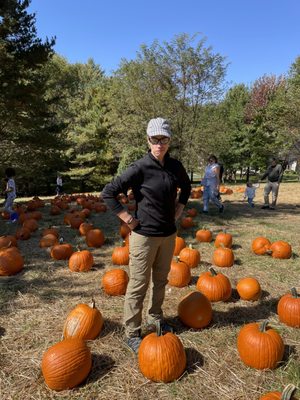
{"left": 246, "top": 166, "right": 250, "bottom": 182}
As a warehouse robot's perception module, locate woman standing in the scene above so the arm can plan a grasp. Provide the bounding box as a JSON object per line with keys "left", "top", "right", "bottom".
{"left": 102, "top": 118, "right": 191, "bottom": 354}
{"left": 202, "top": 155, "right": 224, "bottom": 214}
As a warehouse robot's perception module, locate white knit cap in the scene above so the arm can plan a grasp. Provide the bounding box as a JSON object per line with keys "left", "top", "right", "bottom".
{"left": 146, "top": 117, "right": 172, "bottom": 137}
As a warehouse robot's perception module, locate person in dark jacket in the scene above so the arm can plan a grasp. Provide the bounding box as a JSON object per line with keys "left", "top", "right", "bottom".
{"left": 101, "top": 117, "right": 191, "bottom": 354}
{"left": 260, "top": 157, "right": 284, "bottom": 209}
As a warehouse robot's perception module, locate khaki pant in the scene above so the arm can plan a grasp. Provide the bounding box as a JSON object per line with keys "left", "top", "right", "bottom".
{"left": 124, "top": 231, "right": 176, "bottom": 337}
{"left": 264, "top": 181, "right": 280, "bottom": 206}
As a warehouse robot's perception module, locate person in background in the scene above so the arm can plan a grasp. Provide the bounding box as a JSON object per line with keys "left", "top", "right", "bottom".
{"left": 201, "top": 155, "right": 224, "bottom": 214}
{"left": 4, "top": 168, "right": 17, "bottom": 221}
{"left": 56, "top": 174, "right": 63, "bottom": 195}
{"left": 243, "top": 181, "right": 259, "bottom": 207}
{"left": 102, "top": 117, "right": 191, "bottom": 354}
{"left": 260, "top": 158, "right": 284, "bottom": 210}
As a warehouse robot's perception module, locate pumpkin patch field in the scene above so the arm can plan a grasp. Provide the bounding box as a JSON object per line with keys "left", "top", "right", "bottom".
{"left": 0, "top": 183, "right": 299, "bottom": 399}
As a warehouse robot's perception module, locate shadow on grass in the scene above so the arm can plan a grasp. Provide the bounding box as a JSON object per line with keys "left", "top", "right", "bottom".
{"left": 86, "top": 354, "right": 116, "bottom": 384}
{"left": 0, "top": 326, "right": 6, "bottom": 337}
{"left": 282, "top": 344, "right": 297, "bottom": 363}
{"left": 100, "top": 319, "right": 123, "bottom": 338}
{"left": 185, "top": 347, "right": 204, "bottom": 374}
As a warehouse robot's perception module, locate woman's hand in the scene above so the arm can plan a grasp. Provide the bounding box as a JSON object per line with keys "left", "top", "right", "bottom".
{"left": 127, "top": 217, "right": 139, "bottom": 230}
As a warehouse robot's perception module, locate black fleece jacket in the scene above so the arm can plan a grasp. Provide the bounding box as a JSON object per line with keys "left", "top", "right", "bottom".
{"left": 101, "top": 152, "right": 191, "bottom": 237}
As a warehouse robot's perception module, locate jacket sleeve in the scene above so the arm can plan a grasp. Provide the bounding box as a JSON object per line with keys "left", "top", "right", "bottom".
{"left": 260, "top": 167, "right": 270, "bottom": 181}
{"left": 101, "top": 163, "right": 142, "bottom": 214}
{"left": 177, "top": 162, "right": 192, "bottom": 205}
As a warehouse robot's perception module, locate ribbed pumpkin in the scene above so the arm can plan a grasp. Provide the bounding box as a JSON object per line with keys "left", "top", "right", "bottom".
{"left": 111, "top": 243, "right": 129, "bottom": 265}
{"left": 277, "top": 288, "right": 300, "bottom": 328}
{"left": 251, "top": 237, "right": 271, "bottom": 255}
{"left": 214, "top": 232, "right": 233, "bottom": 248}
{"left": 270, "top": 241, "right": 292, "bottom": 259}
{"left": 15, "top": 227, "right": 31, "bottom": 240}
{"left": 0, "top": 246, "right": 24, "bottom": 276}
{"left": 237, "top": 321, "right": 284, "bottom": 369}
{"left": 70, "top": 216, "right": 85, "bottom": 229}
{"left": 178, "top": 291, "right": 212, "bottom": 329}
{"left": 63, "top": 299, "right": 104, "bottom": 340}
{"left": 119, "top": 222, "right": 131, "bottom": 239}
{"left": 196, "top": 268, "right": 232, "bottom": 302}
{"left": 195, "top": 229, "right": 212, "bottom": 243}
{"left": 39, "top": 233, "right": 58, "bottom": 248}
{"left": 260, "top": 385, "right": 298, "bottom": 400}
{"left": 212, "top": 247, "right": 234, "bottom": 268}
{"left": 138, "top": 322, "right": 186, "bottom": 383}
{"left": 179, "top": 244, "right": 200, "bottom": 268}
{"left": 41, "top": 338, "right": 92, "bottom": 391}
{"left": 51, "top": 242, "right": 74, "bottom": 260}
{"left": 85, "top": 229, "right": 105, "bottom": 247}
{"left": 101, "top": 269, "right": 129, "bottom": 296}
{"left": 180, "top": 217, "right": 194, "bottom": 229}
{"left": 22, "top": 218, "right": 38, "bottom": 232}
{"left": 69, "top": 250, "right": 94, "bottom": 272}
{"left": 0, "top": 235, "right": 18, "bottom": 248}
{"left": 79, "top": 222, "right": 93, "bottom": 236}
{"left": 236, "top": 277, "right": 261, "bottom": 301}
{"left": 168, "top": 257, "right": 191, "bottom": 288}
{"left": 173, "top": 236, "right": 186, "bottom": 256}
{"left": 41, "top": 227, "right": 59, "bottom": 238}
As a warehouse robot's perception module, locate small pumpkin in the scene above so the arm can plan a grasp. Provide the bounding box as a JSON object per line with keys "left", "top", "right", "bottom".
{"left": 101, "top": 269, "right": 129, "bottom": 296}
{"left": 138, "top": 321, "right": 186, "bottom": 383}
{"left": 119, "top": 222, "right": 131, "bottom": 239}
{"left": 39, "top": 233, "right": 58, "bottom": 248}
{"left": 237, "top": 321, "right": 284, "bottom": 369}
{"left": 0, "top": 246, "right": 24, "bottom": 276}
{"left": 41, "top": 227, "right": 59, "bottom": 238}
{"left": 179, "top": 244, "right": 200, "bottom": 268}
{"left": 173, "top": 236, "right": 186, "bottom": 256}
{"left": 212, "top": 247, "right": 234, "bottom": 268}
{"left": 196, "top": 268, "right": 232, "bottom": 302}
{"left": 277, "top": 287, "right": 300, "bottom": 328}
{"left": 15, "top": 227, "right": 31, "bottom": 240}
{"left": 79, "top": 222, "right": 94, "bottom": 236}
{"left": 41, "top": 338, "right": 92, "bottom": 391}
{"left": 260, "top": 384, "right": 298, "bottom": 400}
{"left": 85, "top": 229, "right": 105, "bottom": 247}
{"left": 186, "top": 208, "right": 197, "bottom": 217}
{"left": 69, "top": 249, "right": 94, "bottom": 272}
{"left": 51, "top": 241, "right": 74, "bottom": 260}
{"left": 214, "top": 232, "right": 233, "bottom": 249}
{"left": 251, "top": 237, "right": 271, "bottom": 255}
{"left": 111, "top": 243, "right": 129, "bottom": 265}
{"left": 0, "top": 235, "right": 18, "bottom": 248}
{"left": 195, "top": 229, "right": 212, "bottom": 243}
{"left": 168, "top": 257, "right": 191, "bottom": 288}
{"left": 178, "top": 291, "right": 212, "bottom": 329}
{"left": 236, "top": 277, "right": 261, "bottom": 301}
{"left": 270, "top": 241, "right": 292, "bottom": 259}
{"left": 22, "top": 218, "right": 39, "bottom": 232}
{"left": 63, "top": 299, "right": 104, "bottom": 340}
{"left": 180, "top": 217, "right": 194, "bottom": 229}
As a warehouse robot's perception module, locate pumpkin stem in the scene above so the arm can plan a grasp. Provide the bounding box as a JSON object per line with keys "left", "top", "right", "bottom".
{"left": 290, "top": 287, "right": 298, "bottom": 298}
{"left": 91, "top": 298, "right": 96, "bottom": 309}
{"left": 59, "top": 237, "right": 64, "bottom": 244}
{"left": 259, "top": 320, "right": 269, "bottom": 332}
{"left": 281, "top": 384, "right": 297, "bottom": 400}
{"left": 155, "top": 320, "right": 163, "bottom": 337}
{"left": 189, "top": 244, "right": 193, "bottom": 249}
{"left": 209, "top": 267, "right": 217, "bottom": 276}
{"left": 174, "top": 256, "right": 179, "bottom": 263}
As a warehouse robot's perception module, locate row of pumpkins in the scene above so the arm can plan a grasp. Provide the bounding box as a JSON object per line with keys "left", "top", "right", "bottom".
{"left": 0, "top": 195, "right": 299, "bottom": 398}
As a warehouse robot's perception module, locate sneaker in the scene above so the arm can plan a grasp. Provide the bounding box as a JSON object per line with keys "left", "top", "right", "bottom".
{"left": 125, "top": 335, "right": 142, "bottom": 354}
{"left": 269, "top": 206, "right": 275, "bottom": 210}
{"left": 219, "top": 205, "right": 224, "bottom": 213}
{"left": 146, "top": 321, "right": 174, "bottom": 334}
{"left": 202, "top": 210, "right": 208, "bottom": 214}
{"left": 261, "top": 205, "right": 270, "bottom": 209}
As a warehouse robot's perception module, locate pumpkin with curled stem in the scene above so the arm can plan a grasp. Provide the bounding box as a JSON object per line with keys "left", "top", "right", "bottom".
{"left": 277, "top": 288, "right": 300, "bottom": 328}
{"left": 179, "top": 244, "right": 200, "bottom": 268}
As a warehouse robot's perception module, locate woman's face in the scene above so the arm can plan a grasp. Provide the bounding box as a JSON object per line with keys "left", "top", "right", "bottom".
{"left": 148, "top": 135, "right": 170, "bottom": 160}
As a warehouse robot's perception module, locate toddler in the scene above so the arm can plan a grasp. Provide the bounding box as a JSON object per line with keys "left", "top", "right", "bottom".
{"left": 244, "top": 182, "right": 259, "bottom": 207}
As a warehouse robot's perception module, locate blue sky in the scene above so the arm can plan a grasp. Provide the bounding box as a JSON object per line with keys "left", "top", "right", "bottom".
{"left": 29, "top": 0, "right": 300, "bottom": 86}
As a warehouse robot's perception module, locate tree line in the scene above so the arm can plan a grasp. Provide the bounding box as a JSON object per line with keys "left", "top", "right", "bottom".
{"left": 1, "top": 0, "right": 300, "bottom": 195}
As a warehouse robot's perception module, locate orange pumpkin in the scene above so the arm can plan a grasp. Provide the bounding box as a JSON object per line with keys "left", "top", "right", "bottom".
{"left": 179, "top": 244, "right": 200, "bottom": 268}
{"left": 112, "top": 243, "right": 129, "bottom": 265}
{"left": 39, "top": 234, "right": 58, "bottom": 248}
{"left": 41, "top": 338, "right": 92, "bottom": 391}
{"left": 212, "top": 247, "right": 234, "bottom": 268}
{"left": 214, "top": 232, "right": 233, "bottom": 248}
{"left": 15, "top": 227, "right": 31, "bottom": 240}
{"left": 178, "top": 291, "right": 212, "bottom": 329}
{"left": 0, "top": 235, "right": 18, "bottom": 248}
{"left": 0, "top": 246, "right": 24, "bottom": 276}
{"left": 79, "top": 222, "right": 94, "bottom": 236}
{"left": 195, "top": 229, "right": 212, "bottom": 243}
{"left": 173, "top": 236, "right": 186, "bottom": 256}
{"left": 251, "top": 237, "right": 271, "bottom": 255}
{"left": 138, "top": 322, "right": 186, "bottom": 383}
{"left": 237, "top": 321, "right": 284, "bottom": 369}
{"left": 270, "top": 241, "right": 292, "bottom": 259}
{"left": 85, "top": 229, "right": 105, "bottom": 247}
{"left": 236, "top": 277, "right": 261, "bottom": 301}
{"left": 68, "top": 250, "right": 94, "bottom": 272}
{"left": 119, "top": 222, "right": 131, "bottom": 239}
{"left": 180, "top": 217, "right": 194, "bottom": 229}
{"left": 22, "top": 218, "right": 38, "bottom": 232}
{"left": 51, "top": 243, "right": 74, "bottom": 260}
{"left": 41, "top": 227, "right": 59, "bottom": 238}
{"left": 260, "top": 384, "right": 298, "bottom": 400}
{"left": 101, "top": 269, "right": 129, "bottom": 296}
{"left": 186, "top": 208, "right": 197, "bottom": 217}
{"left": 196, "top": 268, "right": 232, "bottom": 302}
{"left": 168, "top": 257, "right": 191, "bottom": 287}
{"left": 63, "top": 299, "right": 104, "bottom": 340}
{"left": 277, "top": 288, "right": 300, "bottom": 328}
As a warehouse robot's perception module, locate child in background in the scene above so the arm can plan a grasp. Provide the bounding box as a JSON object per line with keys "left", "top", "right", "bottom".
{"left": 4, "top": 168, "right": 17, "bottom": 221}
{"left": 243, "top": 181, "right": 259, "bottom": 207}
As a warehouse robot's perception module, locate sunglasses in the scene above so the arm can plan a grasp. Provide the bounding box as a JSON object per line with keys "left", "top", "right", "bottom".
{"left": 148, "top": 136, "right": 170, "bottom": 145}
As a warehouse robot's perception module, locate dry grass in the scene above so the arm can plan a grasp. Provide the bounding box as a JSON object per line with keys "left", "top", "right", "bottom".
{"left": 0, "top": 182, "right": 299, "bottom": 400}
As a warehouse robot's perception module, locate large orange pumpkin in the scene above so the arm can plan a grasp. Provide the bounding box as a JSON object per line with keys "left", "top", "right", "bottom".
{"left": 179, "top": 244, "right": 200, "bottom": 268}
{"left": 236, "top": 277, "right": 261, "bottom": 301}
{"left": 68, "top": 250, "right": 94, "bottom": 272}
{"left": 214, "top": 232, "right": 233, "bottom": 248}
{"left": 212, "top": 247, "right": 234, "bottom": 268}
{"left": 277, "top": 288, "right": 300, "bottom": 328}
{"left": 85, "top": 229, "right": 105, "bottom": 247}
{"left": 237, "top": 321, "right": 284, "bottom": 369}
{"left": 101, "top": 269, "right": 129, "bottom": 296}
{"left": 173, "top": 236, "right": 186, "bottom": 256}
{"left": 0, "top": 246, "right": 24, "bottom": 276}
{"left": 41, "top": 338, "right": 92, "bottom": 391}
{"left": 195, "top": 229, "right": 212, "bottom": 243}
{"left": 63, "top": 299, "right": 104, "bottom": 340}
{"left": 260, "top": 384, "right": 298, "bottom": 400}
{"left": 270, "top": 241, "right": 292, "bottom": 259}
{"left": 168, "top": 257, "right": 191, "bottom": 288}
{"left": 196, "top": 268, "right": 232, "bottom": 302}
{"left": 178, "top": 291, "right": 212, "bottom": 329}
{"left": 251, "top": 237, "right": 271, "bottom": 255}
{"left": 138, "top": 322, "right": 186, "bottom": 383}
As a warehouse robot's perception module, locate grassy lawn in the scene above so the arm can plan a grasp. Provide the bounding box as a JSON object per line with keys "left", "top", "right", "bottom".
{"left": 0, "top": 182, "right": 299, "bottom": 399}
